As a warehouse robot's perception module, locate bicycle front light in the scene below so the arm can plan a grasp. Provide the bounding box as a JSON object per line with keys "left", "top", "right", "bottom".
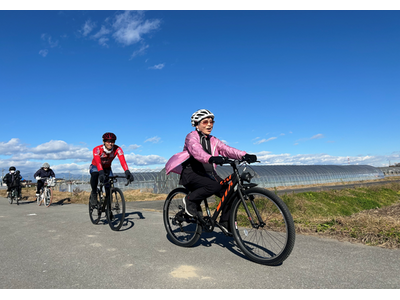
{"left": 241, "top": 172, "right": 252, "bottom": 183}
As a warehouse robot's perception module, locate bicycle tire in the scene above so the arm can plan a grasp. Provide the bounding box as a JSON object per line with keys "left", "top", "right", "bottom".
{"left": 106, "top": 187, "right": 126, "bottom": 231}
{"left": 37, "top": 192, "right": 42, "bottom": 206}
{"left": 89, "top": 193, "right": 101, "bottom": 224}
{"left": 163, "top": 188, "right": 202, "bottom": 247}
{"left": 45, "top": 188, "right": 53, "bottom": 207}
{"left": 231, "top": 187, "right": 295, "bottom": 266}
{"left": 8, "top": 191, "right": 13, "bottom": 204}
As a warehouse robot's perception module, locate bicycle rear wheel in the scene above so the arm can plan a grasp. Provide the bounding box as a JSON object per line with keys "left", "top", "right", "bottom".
{"left": 163, "top": 188, "right": 202, "bottom": 247}
{"left": 231, "top": 187, "right": 295, "bottom": 266}
{"left": 45, "top": 188, "right": 53, "bottom": 207}
{"left": 106, "top": 187, "right": 126, "bottom": 231}
{"left": 89, "top": 193, "right": 101, "bottom": 224}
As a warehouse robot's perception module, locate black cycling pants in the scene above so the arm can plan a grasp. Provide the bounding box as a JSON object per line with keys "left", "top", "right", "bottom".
{"left": 90, "top": 168, "right": 112, "bottom": 194}
{"left": 182, "top": 171, "right": 231, "bottom": 222}
{"left": 36, "top": 181, "right": 44, "bottom": 193}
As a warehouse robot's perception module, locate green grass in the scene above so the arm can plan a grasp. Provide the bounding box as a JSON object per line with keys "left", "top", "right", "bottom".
{"left": 281, "top": 183, "right": 400, "bottom": 219}
{"left": 280, "top": 182, "right": 400, "bottom": 248}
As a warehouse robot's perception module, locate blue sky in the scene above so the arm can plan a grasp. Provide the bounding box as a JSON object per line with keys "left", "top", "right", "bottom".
{"left": 1, "top": 6, "right": 400, "bottom": 180}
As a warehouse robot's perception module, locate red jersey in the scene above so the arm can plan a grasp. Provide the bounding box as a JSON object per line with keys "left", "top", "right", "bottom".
{"left": 91, "top": 144, "right": 129, "bottom": 172}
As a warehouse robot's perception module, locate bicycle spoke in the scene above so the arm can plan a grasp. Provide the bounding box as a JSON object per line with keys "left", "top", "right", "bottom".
{"left": 232, "top": 187, "right": 295, "bottom": 265}
{"left": 163, "top": 188, "right": 202, "bottom": 247}
{"left": 107, "top": 188, "right": 125, "bottom": 231}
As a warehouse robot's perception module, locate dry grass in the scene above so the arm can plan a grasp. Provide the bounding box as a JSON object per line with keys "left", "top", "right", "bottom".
{"left": 294, "top": 202, "right": 400, "bottom": 249}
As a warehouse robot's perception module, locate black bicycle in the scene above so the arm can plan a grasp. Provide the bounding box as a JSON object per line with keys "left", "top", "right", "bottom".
{"left": 7, "top": 185, "right": 20, "bottom": 205}
{"left": 89, "top": 175, "right": 132, "bottom": 231}
{"left": 163, "top": 158, "right": 296, "bottom": 266}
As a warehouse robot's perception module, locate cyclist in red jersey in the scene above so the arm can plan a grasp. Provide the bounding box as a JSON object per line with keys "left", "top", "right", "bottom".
{"left": 89, "top": 132, "right": 134, "bottom": 206}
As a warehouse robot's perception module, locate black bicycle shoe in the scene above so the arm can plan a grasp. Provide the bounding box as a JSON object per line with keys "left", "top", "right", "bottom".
{"left": 90, "top": 192, "right": 98, "bottom": 206}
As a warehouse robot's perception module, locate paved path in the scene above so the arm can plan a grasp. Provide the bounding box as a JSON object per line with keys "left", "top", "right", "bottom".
{"left": 0, "top": 197, "right": 399, "bottom": 289}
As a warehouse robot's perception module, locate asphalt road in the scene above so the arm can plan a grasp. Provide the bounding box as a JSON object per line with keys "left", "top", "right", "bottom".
{"left": 0, "top": 196, "right": 399, "bottom": 289}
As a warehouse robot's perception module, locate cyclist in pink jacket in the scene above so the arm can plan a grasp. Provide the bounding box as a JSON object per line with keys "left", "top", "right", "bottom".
{"left": 165, "top": 109, "right": 257, "bottom": 234}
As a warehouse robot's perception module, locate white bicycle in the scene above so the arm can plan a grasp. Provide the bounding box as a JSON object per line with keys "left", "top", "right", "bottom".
{"left": 36, "top": 177, "right": 55, "bottom": 207}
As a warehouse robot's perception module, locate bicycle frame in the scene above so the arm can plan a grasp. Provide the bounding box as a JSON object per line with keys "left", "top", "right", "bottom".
{"left": 97, "top": 175, "right": 130, "bottom": 209}
{"left": 201, "top": 160, "right": 259, "bottom": 230}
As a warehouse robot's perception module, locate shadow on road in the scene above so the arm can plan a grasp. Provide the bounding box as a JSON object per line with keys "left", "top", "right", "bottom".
{"left": 119, "top": 211, "right": 146, "bottom": 231}
{"left": 52, "top": 198, "right": 71, "bottom": 206}
{"left": 164, "top": 230, "right": 283, "bottom": 266}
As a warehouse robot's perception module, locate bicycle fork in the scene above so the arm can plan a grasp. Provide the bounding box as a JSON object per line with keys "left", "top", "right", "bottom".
{"left": 236, "top": 188, "right": 265, "bottom": 229}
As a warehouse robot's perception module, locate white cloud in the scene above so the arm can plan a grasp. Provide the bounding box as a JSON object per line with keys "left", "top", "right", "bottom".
{"left": 124, "top": 153, "right": 167, "bottom": 166}
{"left": 0, "top": 138, "right": 168, "bottom": 177}
{"left": 0, "top": 138, "right": 28, "bottom": 155}
{"left": 91, "top": 25, "right": 111, "bottom": 46}
{"left": 128, "top": 144, "right": 141, "bottom": 150}
{"left": 112, "top": 11, "right": 160, "bottom": 46}
{"left": 148, "top": 63, "right": 165, "bottom": 70}
{"left": 254, "top": 137, "right": 277, "bottom": 145}
{"left": 130, "top": 43, "right": 149, "bottom": 59}
{"left": 81, "top": 19, "right": 96, "bottom": 37}
{"left": 144, "top": 136, "right": 161, "bottom": 143}
{"left": 41, "top": 33, "right": 59, "bottom": 48}
{"left": 254, "top": 151, "right": 397, "bottom": 167}
{"left": 310, "top": 134, "right": 324, "bottom": 140}
{"left": 39, "top": 49, "right": 48, "bottom": 57}
{"left": 78, "top": 11, "right": 161, "bottom": 58}
{"left": 295, "top": 133, "right": 325, "bottom": 144}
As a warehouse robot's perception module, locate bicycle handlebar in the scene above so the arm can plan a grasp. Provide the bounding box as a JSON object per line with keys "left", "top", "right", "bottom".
{"left": 217, "top": 157, "right": 260, "bottom": 166}
{"left": 100, "top": 175, "right": 133, "bottom": 186}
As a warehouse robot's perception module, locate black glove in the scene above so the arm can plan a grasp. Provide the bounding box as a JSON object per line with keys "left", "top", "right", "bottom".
{"left": 243, "top": 154, "right": 257, "bottom": 163}
{"left": 208, "top": 156, "right": 226, "bottom": 165}
{"left": 125, "top": 170, "right": 134, "bottom": 182}
{"left": 98, "top": 170, "right": 106, "bottom": 184}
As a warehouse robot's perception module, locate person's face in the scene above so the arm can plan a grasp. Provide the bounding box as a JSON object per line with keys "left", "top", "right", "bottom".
{"left": 196, "top": 117, "right": 214, "bottom": 135}
{"left": 44, "top": 168, "right": 48, "bottom": 171}
{"left": 104, "top": 140, "right": 115, "bottom": 150}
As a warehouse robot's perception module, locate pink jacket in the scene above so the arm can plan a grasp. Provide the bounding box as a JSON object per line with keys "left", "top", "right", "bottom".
{"left": 165, "top": 130, "right": 246, "bottom": 175}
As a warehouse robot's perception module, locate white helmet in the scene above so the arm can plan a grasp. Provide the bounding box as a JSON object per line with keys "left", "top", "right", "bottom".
{"left": 191, "top": 109, "right": 214, "bottom": 127}
{"left": 42, "top": 162, "right": 50, "bottom": 168}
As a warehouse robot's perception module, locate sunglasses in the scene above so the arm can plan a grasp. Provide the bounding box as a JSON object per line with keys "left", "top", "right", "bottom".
{"left": 200, "top": 119, "right": 215, "bottom": 125}
{"left": 104, "top": 140, "right": 115, "bottom": 143}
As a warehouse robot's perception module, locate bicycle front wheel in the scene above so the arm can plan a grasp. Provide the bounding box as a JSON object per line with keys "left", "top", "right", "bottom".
{"left": 45, "top": 188, "right": 53, "bottom": 207}
{"left": 163, "top": 188, "right": 202, "bottom": 247}
{"left": 231, "top": 187, "right": 295, "bottom": 266}
{"left": 37, "top": 192, "right": 42, "bottom": 206}
{"left": 88, "top": 193, "right": 101, "bottom": 225}
{"left": 106, "top": 188, "right": 126, "bottom": 231}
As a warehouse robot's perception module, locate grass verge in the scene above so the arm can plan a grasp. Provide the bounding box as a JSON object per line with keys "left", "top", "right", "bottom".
{"left": 281, "top": 181, "right": 400, "bottom": 249}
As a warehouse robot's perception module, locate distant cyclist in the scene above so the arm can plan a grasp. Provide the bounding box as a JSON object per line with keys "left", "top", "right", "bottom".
{"left": 34, "top": 163, "right": 56, "bottom": 198}
{"left": 165, "top": 109, "right": 257, "bottom": 234}
{"left": 89, "top": 132, "right": 134, "bottom": 206}
{"left": 3, "top": 166, "right": 24, "bottom": 200}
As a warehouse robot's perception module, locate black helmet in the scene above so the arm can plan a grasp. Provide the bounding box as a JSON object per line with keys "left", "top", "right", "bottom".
{"left": 9, "top": 166, "right": 16, "bottom": 171}
{"left": 102, "top": 132, "right": 117, "bottom": 142}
